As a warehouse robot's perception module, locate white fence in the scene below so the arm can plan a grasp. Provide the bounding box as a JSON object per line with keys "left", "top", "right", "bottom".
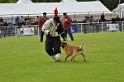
{"left": 0, "top": 25, "right": 38, "bottom": 37}
{"left": 0, "top": 21, "right": 124, "bottom": 38}
{"left": 72, "top": 21, "right": 124, "bottom": 33}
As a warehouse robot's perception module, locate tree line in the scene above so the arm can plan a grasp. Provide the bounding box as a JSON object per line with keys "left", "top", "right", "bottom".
{"left": 0, "top": 0, "right": 124, "bottom": 11}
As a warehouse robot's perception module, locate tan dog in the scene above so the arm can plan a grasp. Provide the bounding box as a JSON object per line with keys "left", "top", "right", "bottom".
{"left": 61, "top": 42, "right": 86, "bottom": 62}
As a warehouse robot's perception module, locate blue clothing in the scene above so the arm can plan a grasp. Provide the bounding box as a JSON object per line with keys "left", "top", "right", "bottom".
{"left": 8, "top": 23, "right": 14, "bottom": 28}
{"left": 15, "top": 17, "right": 20, "bottom": 24}
{"left": 64, "top": 30, "right": 74, "bottom": 41}
{"left": 7, "top": 23, "right": 14, "bottom": 36}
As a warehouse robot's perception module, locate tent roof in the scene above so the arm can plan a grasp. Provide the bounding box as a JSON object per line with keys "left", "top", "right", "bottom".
{"left": 112, "top": 3, "right": 124, "bottom": 12}
{"left": 17, "top": 0, "right": 33, "bottom": 4}
{"left": 0, "top": 0, "right": 111, "bottom": 17}
{"left": 61, "top": 0, "right": 77, "bottom": 3}
{"left": 112, "top": 3, "right": 124, "bottom": 17}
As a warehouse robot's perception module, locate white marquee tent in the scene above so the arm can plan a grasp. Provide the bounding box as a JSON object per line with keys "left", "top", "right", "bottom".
{"left": 112, "top": 3, "right": 124, "bottom": 17}
{"left": 17, "top": 0, "right": 33, "bottom": 3}
{"left": 0, "top": 0, "right": 111, "bottom": 17}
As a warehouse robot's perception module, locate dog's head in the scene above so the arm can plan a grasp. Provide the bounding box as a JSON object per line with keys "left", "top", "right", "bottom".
{"left": 61, "top": 42, "right": 67, "bottom": 48}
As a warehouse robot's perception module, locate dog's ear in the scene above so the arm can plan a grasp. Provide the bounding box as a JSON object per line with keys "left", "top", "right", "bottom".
{"left": 61, "top": 42, "right": 67, "bottom": 48}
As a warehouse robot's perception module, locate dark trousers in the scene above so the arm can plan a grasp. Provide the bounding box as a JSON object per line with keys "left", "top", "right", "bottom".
{"left": 64, "top": 30, "right": 74, "bottom": 41}
{"left": 45, "top": 36, "right": 61, "bottom": 56}
{"left": 40, "top": 30, "right": 44, "bottom": 42}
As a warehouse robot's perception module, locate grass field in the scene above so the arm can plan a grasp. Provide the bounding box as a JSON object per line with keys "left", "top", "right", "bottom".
{"left": 0, "top": 32, "right": 124, "bottom": 82}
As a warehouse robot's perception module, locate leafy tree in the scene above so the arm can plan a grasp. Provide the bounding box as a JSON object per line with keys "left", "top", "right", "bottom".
{"left": 0, "top": 0, "right": 17, "bottom": 3}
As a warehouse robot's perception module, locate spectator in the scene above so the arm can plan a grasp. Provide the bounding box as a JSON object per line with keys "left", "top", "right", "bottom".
{"left": 16, "top": 20, "right": 22, "bottom": 37}
{"left": 8, "top": 21, "right": 14, "bottom": 36}
{"left": 20, "top": 16, "right": 25, "bottom": 22}
{"left": 26, "top": 20, "right": 31, "bottom": 27}
{"left": 95, "top": 17, "right": 101, "bottom": 33}
{"left": 89, "top": 14, "right": 94, "bottom": 22}
{"left": 0, "top": 17, "right": 4, "bottom": 23}
{"left": 42, "top": 16, "right": 66, "bottom": 62}
{"left": 38, "top": 12, "right": 49, "bottom": 42}
{"left": 21, "top": 20, "right": 26, "bottom": 26}
{"left": 85, "top": 13, "right": 90, "bottom": 20}
{"left": 3, "top": 21, "right": 8, "bottom": 26}
{"left": 100, "top": 13, "right": 106, "bottom": 22}
{"left": 15, "top": 16, "right": 20, "bottom": 25}
{"left": 54, "top": 7, "right": 58, "bottom": 16}
{"left": 35, "top": 16, "right": 40, "bottom": 25}
{"left": 0, "top": 21, "right": 3, "bottom": 38}
{"left": 24, "top": 17, "right": 30, "bottom": 22}
{"left": 111, "top": 16, "right": 116, "bottom": 23}
{"left": 115, "top": 15, "right": 121, "bottom": 21}
{"left": 61, "top": 12, "right": 74, "bottom": 41}
{"left": 82, "top": 17, "right": 87, "bottom": 34}
{"left": 2, "top": 21, "right": 8, "bottom": 37}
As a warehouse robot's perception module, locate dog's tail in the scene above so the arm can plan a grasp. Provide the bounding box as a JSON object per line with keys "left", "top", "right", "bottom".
{"left": 79, "top": 42, "right": 85, "bottom": 50}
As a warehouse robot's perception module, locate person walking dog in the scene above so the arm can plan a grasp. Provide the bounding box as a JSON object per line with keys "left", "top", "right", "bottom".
{"left": 42, "top": 16, "right": 66, "bottom": 62}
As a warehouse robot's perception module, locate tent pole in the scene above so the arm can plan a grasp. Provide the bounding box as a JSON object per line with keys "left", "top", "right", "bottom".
{"left": 119, "top": 0, "right": 121, "bottom": 18}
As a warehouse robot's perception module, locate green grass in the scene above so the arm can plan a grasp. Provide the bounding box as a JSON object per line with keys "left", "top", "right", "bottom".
{"left": 0, "top": 32, "right": 124, "bottom": 82}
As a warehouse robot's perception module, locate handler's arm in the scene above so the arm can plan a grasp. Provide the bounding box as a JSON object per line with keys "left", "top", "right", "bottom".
{"left": 42, "top": 20, "right": 51, "bottom": 35}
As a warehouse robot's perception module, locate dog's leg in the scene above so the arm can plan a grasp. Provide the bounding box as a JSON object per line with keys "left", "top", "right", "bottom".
{"left": 71, "top": 56, "right": 76, "bottom": 62}
{"left": 71, "top": 51, "right": 77, "bottom": 62}
{"left": 71, "top": 55, "right": 77, "bottom": 62}
{"left": 81, "top": 53, "right": 86, "bottom": 62}
{"left": 65, "top": 55, "right": 70, "bottom": 61}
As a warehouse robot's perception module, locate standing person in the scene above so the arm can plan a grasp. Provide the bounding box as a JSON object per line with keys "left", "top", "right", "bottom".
{"left": 38, "top": 12, "right": 49, "bottom": 42}
{"left": 61, "top": 13, "right": 74, "bottom": 41}
{"left": 3, "top": 21, "right": 8, "bottom": 37}
{"left": 100, "top": 13, "right": 106, "bottom": 22}
{"left": 16, "top": 20, "right": 22, "bottom": 37}
{"left": 35, "top": 16, "right": 40, "bottom": 25}
{"left": 95, "top": 17, "right": 101, "bottom": 33}
{"left": 42, "top": 16, "right": 66, "bottom": 62}
{"left": 54, "top": 7, "right": 58, "bottom": 16}
{"left": 0, "top": 17, "right": 4, "bottom": 23}
{"left": 25, "top": 20, "right": 31, "bottom": 27}
{"left": 8, "top": 21, "right": 14, "bottom": 36}
{"left": 15, "top": 16, "right": 20, "bottom": 25}
{"left": 0, "top": 21, "right": 3, "bottom": 38}
{"left": 20, "top": 16, "right": 25, "bottom": 22}
{"left": 82, "top": 17, "right": 88, "bottom": 34}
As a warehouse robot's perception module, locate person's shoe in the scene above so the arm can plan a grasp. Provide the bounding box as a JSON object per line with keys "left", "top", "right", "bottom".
{"left": 55, "top": 53, "right": 61, "bottom": 62}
